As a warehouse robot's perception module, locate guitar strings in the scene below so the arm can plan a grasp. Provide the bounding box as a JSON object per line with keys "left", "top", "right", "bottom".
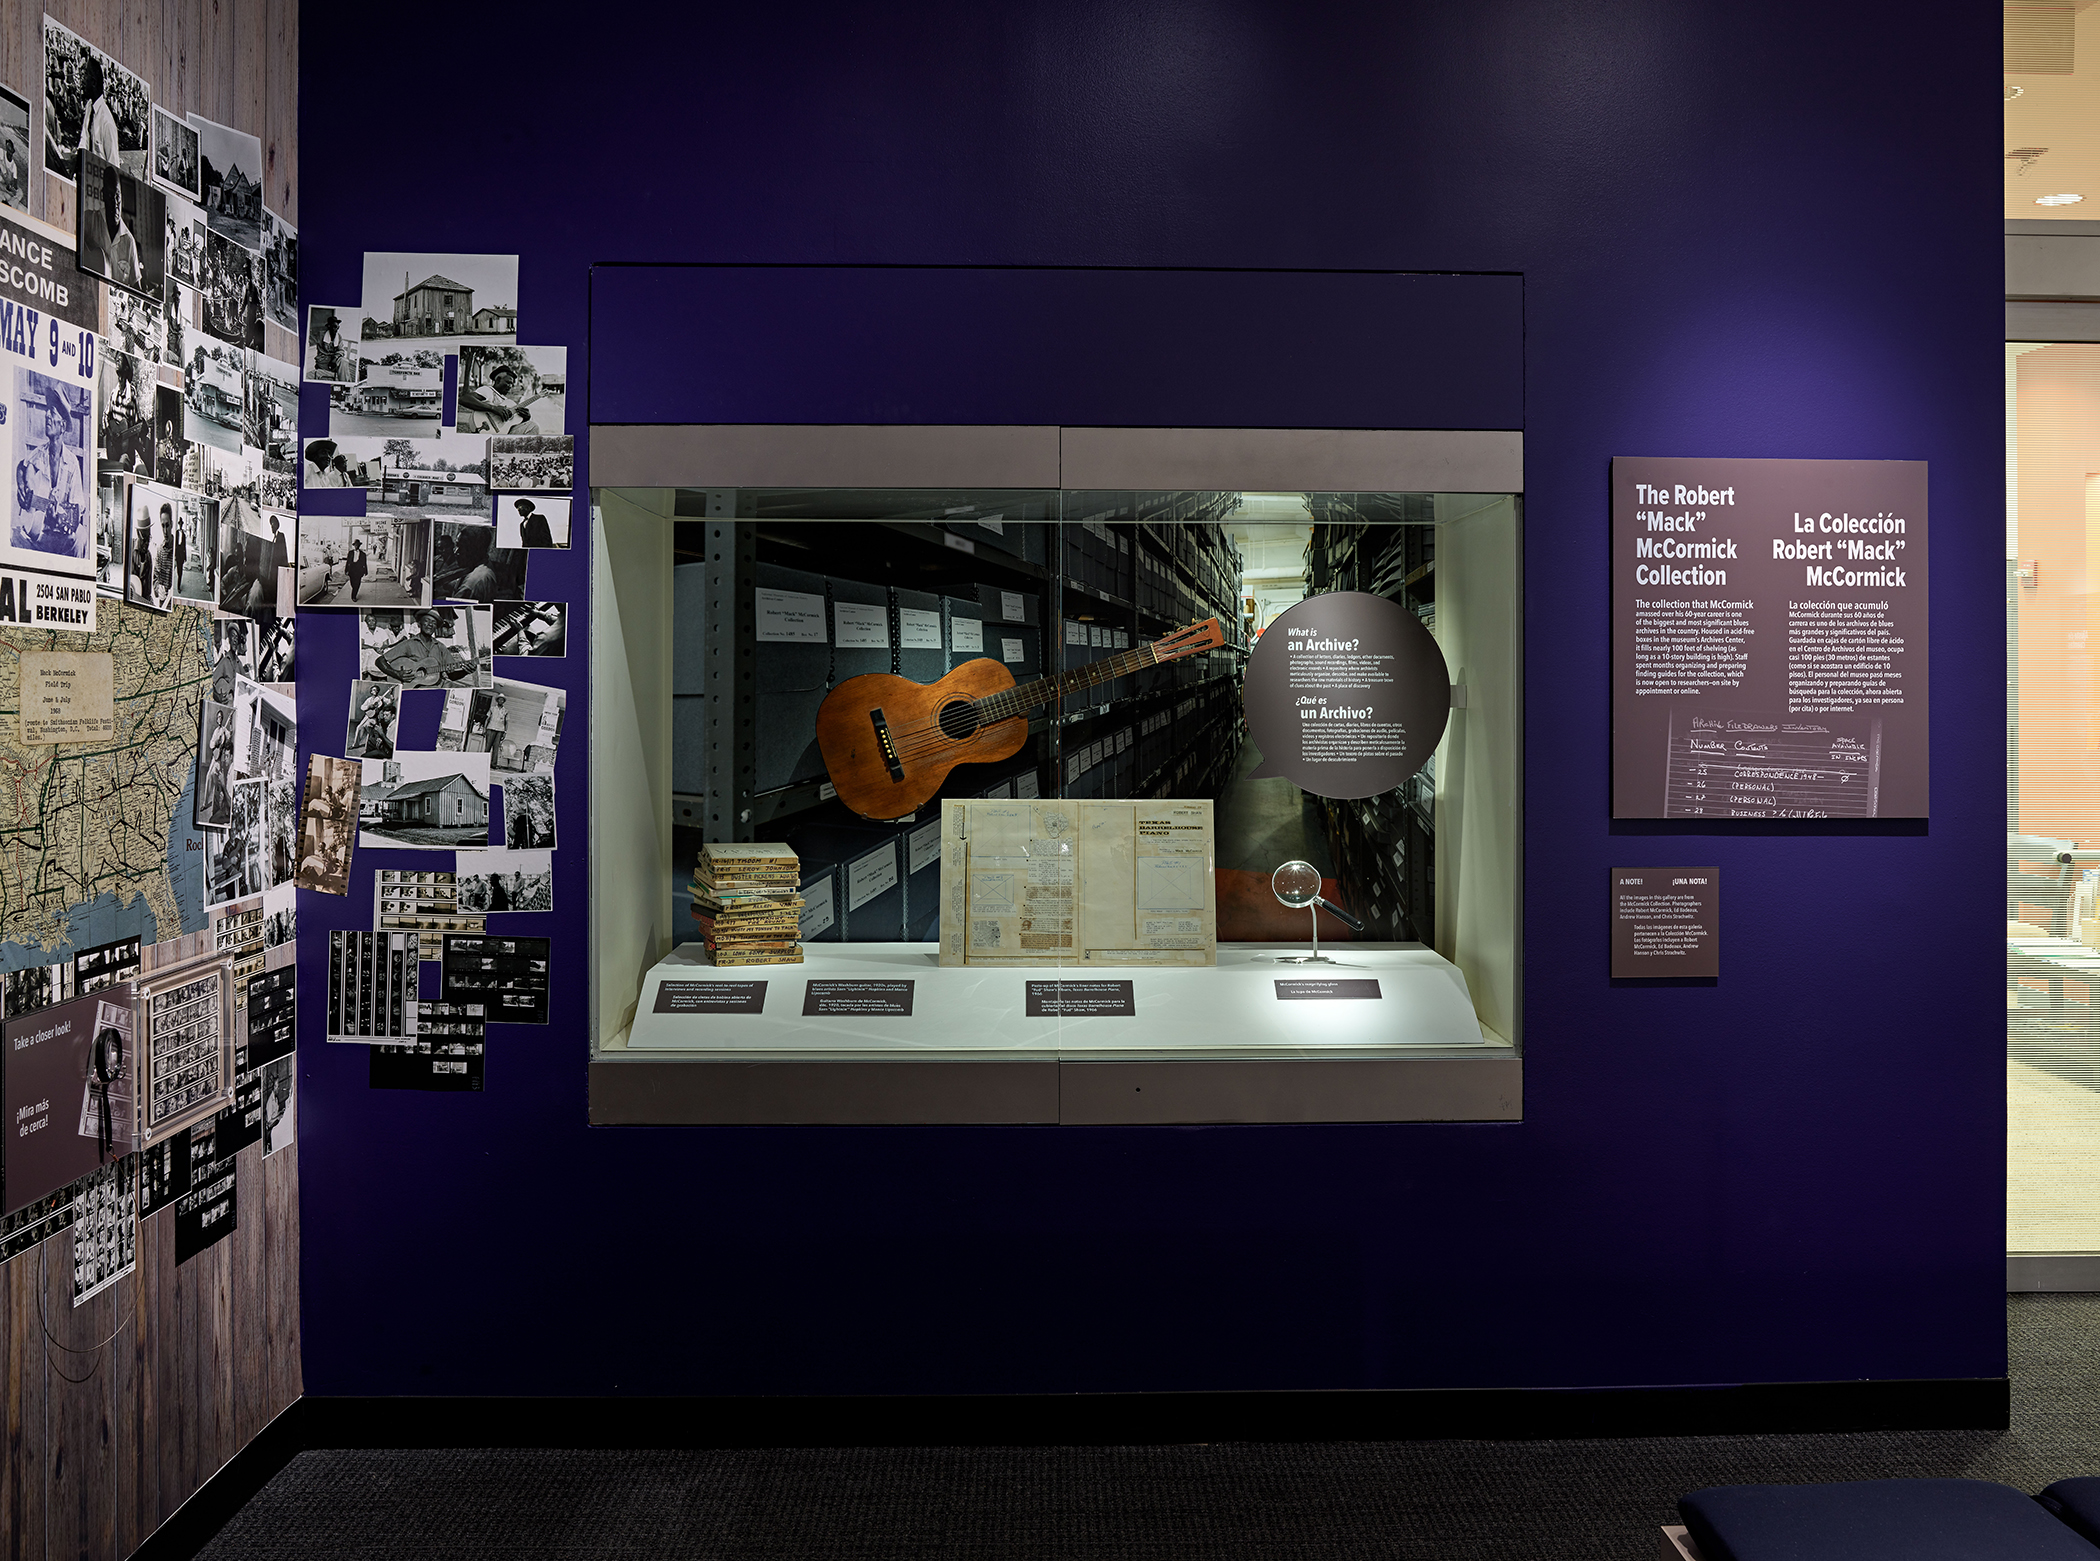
{"left": 873, "top": 638, "right": 1191, "bottom": 760}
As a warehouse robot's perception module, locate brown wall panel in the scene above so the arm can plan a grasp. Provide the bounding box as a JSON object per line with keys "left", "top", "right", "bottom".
{"left": 231, "top": 1145, "right": 269, "bottom": 1448}
{"left": 264, "top": 1142, "right": 301, "bottom": 1416}
{"left": 4, "top": 1253, "right": 47, "bottom": 1561}
{"left": 46, "top": 1228, "right": 119, "bottom": 1561}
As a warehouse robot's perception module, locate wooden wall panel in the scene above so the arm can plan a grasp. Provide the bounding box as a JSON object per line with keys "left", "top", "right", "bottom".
{"left": 4, "top": 1252, "right": 47, "bottom": 1561}
{"left": 264, "top": 1142, "right": 301, "bottom": 1416}
{"left": 1, "top": 1, "right": 300, "bottom": 1555}
{"left": 46, "top": 1228, "right": 119, "bottom": 1561}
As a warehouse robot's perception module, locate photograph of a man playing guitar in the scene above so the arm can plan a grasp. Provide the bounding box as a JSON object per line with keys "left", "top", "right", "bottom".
{"left": 12, "top": 376, "right": 91, "bottom": 566}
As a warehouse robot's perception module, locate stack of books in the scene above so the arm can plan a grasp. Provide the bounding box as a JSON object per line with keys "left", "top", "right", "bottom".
{"left": 692, "top": 843, "right": 805, "bottom": 966}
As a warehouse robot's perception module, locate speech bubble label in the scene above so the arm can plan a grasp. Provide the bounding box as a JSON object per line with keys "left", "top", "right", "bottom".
{"left": 1243, "top": 590, "right": 1451, "bottom": 800}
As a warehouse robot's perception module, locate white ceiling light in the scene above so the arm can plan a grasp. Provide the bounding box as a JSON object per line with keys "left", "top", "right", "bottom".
{"left": 2037, "top": 192, "right": 2087, "bottom": 205}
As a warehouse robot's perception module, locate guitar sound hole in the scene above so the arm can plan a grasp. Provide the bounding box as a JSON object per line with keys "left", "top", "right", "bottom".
{"left": 938, "top": 701, "right": 981, "bottom": 741}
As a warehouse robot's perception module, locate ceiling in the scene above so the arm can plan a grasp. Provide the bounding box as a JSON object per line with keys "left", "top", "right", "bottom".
{"left": 2007, "top": 3, "right": 2100, "bottom": 219}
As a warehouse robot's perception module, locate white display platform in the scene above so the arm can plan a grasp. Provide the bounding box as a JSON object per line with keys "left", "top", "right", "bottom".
{"left": 622, "top": 941, "right": 1496, "bottom": 1059}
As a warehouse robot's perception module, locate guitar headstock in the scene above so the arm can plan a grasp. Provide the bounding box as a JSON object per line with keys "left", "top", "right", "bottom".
{"left": 1151, "top": 617, "right": 1225, "bottom": 664}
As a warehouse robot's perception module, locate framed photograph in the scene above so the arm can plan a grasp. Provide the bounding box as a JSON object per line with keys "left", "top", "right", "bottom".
{"left": 76, "top": 151, "right": 165, "bottom": 302}
{"left": 151, "top": 105, "right": 199, "bottom": 199}
{"left": 494, "top": 495, "right": 569, "bottom": 549}
{"left": 188, "top": 113, "right": 263, "bottom": 251}
{"left": 304, "top": 305, "right": 358, "bottom": 385}
{"left": 0, "top": 84, "right": 28, "bottom": 213}
{"left": 456, "top": 344, "right": 565, "bottom": 435}
{"left": 135, "top": 956, "right": 233, "bottom": 1149}
{"left": 43, "top": 17, "right": 151, "bottom": 185}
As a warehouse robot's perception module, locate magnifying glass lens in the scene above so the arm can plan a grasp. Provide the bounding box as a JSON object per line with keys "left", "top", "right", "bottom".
{"left": 1271, "top": 860, "right": 1321, "bottom": 908}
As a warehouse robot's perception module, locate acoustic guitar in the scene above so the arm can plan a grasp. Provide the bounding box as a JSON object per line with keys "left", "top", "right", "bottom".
{"left": 815, "top": 617, "right": 1226, "bottom": 819}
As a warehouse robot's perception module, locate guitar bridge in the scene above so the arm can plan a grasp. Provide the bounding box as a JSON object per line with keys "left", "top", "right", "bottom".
{"left": 868, "top": 709, "right": 905, "bottom": 782}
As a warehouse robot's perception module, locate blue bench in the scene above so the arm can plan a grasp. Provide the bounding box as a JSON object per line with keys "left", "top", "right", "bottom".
{"left": 1666, "top": 1478, "right": 2100, "bottom": 1560}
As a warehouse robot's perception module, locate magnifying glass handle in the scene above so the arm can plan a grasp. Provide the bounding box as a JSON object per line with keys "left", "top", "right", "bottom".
{"left": 1313, "top": 895, "right": 1365, "bottom": 933}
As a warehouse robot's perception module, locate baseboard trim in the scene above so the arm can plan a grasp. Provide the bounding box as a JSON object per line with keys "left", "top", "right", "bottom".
{"left": 2009, "top": 1252, "right": 2100, "bottom": 1291}
{"left": 294, "top": 1378, "right": 2009, "bottom": 1448}
{"left": 131, "top": 1400, "right": 308, "bottom": 1561}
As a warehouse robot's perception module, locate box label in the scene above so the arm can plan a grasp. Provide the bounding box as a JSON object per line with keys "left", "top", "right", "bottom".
{"left": 755, "top": 588, "right": 827, "bottom": 643}
{"left": 847, "top": 841, "right": 899, "bottom": 911}
{"left": 1001, "top": 637, "right": 1024, "bottom": 665}
{"left": 898, "top": 607, "right": 942, "bottom": 650}
{"left": 908, "top": 819, "right": 942, "bottom": 876}
{"left": 799, "top": 877, "right": 835, "bottom": 938}
{"left": 950, "top": 615, "right": 983, "bottom": 654}
{"left": 999, "top": 590, "right": 1023, "bottom": 623}
{"left": 832, "top": 601, "right": 889, "bottom": 649}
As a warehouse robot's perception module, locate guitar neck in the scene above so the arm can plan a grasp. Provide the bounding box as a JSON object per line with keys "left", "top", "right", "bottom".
{"left": 977, "top": 641, "right": 1162, "bottom": 724}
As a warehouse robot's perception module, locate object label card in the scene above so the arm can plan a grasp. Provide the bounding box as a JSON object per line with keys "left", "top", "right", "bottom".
{"left": 802, "top": 980, "right": 914, "bottom": 1017}
{"left": 755, "top": 588, "right": 827, "bottom": 643}
{"left": 847, "top": 842, "right": 898, "bottom": 912}
{"left": 950, "top": 615, "right": 983, "bottom": 654}
{"left": 653, "top": 980, "right": 766, "bottom": 1015}
{"left": 1024, "top": 979, "right": 1135, "bottom": 1018}
{"left": 1273, "top": 979, "right": 1382, "bottom": 1001}
{"left": 1611, "top": 456, "right": 1928, "bottom": 818}
{"left": 898, "top": 607, "right": 943, "bottom": 650}
{"left": 18, "top": 651, "right": 113, "bottom": 743}
{"left": 1610, "top": 867, "right": 1720, "bottom": 978}
{"left": 832, "top": 601, "right": 889, "bottom": 649}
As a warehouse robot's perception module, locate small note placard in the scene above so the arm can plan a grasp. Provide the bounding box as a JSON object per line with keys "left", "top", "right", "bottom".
{"left": 19, "top": 651, "right": 114, "bottom": 745}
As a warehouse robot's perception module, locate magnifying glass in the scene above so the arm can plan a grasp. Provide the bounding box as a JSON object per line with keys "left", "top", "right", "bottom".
{"left": 1271, "top": 860, "right": 1364, "bottom": 964}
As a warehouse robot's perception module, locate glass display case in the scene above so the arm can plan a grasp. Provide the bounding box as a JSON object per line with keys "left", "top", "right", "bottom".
{"left": 590, "top": 476, "right": 1521, "bottom": 1124}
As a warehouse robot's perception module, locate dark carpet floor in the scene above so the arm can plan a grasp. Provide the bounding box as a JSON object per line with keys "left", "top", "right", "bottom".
{"left": 197, "top": 1296, "right": 2100, "bottom": 1560}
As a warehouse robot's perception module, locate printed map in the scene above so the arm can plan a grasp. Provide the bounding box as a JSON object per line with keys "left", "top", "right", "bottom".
{"left": 0, "top": 602, "right": 211, "bottom": 972}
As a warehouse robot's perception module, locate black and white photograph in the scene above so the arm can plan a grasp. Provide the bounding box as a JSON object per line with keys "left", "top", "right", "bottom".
{"left": 0, "top": 84, "right": 28, "bottom": 213}
{"left": 455, "top": 344, "right": 565, "bottom": 435}
{"left": 151, "top": 104, "right": 199, "bottom": 199}
{"left": 200, "top": 227, "right": 262, "bottom": 349}
{"left": 109, "top": 286, "right": 163, "bottom": 362}
{"left": 262, "top": 770, "right": 298, "bottom": 890}
{"left": 346, "top": 681, "right": 400, "bottom": 761}
{"left": 92, "top": 473, "right": 124, "bottom": 595}
{"left": 166, "top": 194, "right": 204, "bottom": 288}
{"left": 70, "top": 1161, "right": 137, "bottom": 1308}
{"left": 152, "top": 384, "right": 186, "bottom": 485}
{"left": 205, "top": 776, "right": 264, "bottom": 906}
{"left": 357, "top": 604, "right": 492, "bottom": 688}
{"left": 261, "top": 208, "right": 296, "bottom": 332}
{"left": 498, "top": 773, "right": 557, "bottom": 850}
{"left": 259, "top": 460, "right": 294, "bottom": 515}
{"left": 43, "top": 18, "right": 150, "bottom": 183}
{"left": 332, "top": 358, "right": 443, "bottom": 440}
{"left": 492, "top": 600, "right": 565, "bottom": 658}
{"left": 233, "top": 677, "right": 295, "bottom": 785}
{"left": 361, "top": 429, "right": 491, "bottom": 524}
{"left": 190, "top": 112, "right": 263, "bottom": 251}
{"left": 255, "top": 612, "right": 294, "bottom": 685}
{"left": 259, "top": 1054, "right": 294, "bottom": 1155}
{"left": 358, "top": 752, "right": 493, "bottom": 851}
{"left": 74, "top": 937, "right": 140, "bottom": 995}
{"left": 370, "top": 1034, "right": 483, "bottom": 1093}
{"left": 294, "top": 754, "right": 359, "bottom": 896}
{"left": 162, "top": 278, "right": 193, "bottom": 373}
{"left": 244, "top": 351, "right": 297, "bottom": 472}
{"left": 437, "top": 677, "right": 565, "bottom": 775}
{"left": 456, "top": 849, "right": 552, "bottom": 914}
{"left": 8, "top": 367, "right": 95, "bottom": 580}
{"left": 194, "top": 698, "right": 236, "bottom": 830}
{"left": 76, "top": 151, "right": 164, "bottom": 301}
{"left": 360, "top": 251, "right": 518, "bottom": 356}
{"left": 262, "top": 880, "right": 296, "bottom": 952}
{"left": 125, "top": 480, "right": 182, "bottom": 613}
{"left": 299, "top": 435, "right": 380, "bottom": 488}
{"left": 304, "top": 305, "right": 357, "bottom": 385}
{"left": 2, "top": 960, "right": 69, "bottom": 1019}
{"left": 97, "top": 345, "right": 153, "bottom": 477}
{"left": 297, "top": 513, "right": 430, "bottom": 608}
{"left": 440, "top": 934, "right": 550, "bottom": 1025}
{"left": 184, "top": 337, "right": 244, "bottom": 454}
{"left": 325, "top": 931, "right": 419, "bottom": 1041}
{"left": 216, "top": 496, "right": 286, "bottom": 621}
{"left": 487, "top": 434, "right": 573, "bottom": 492}
{"left": 432, "top": 520, "right": 526, "bottom": 603}
{"left": 194, "top": 440, "right": 260, "bottom": 514}
{"left": 495, "top": 495, "right": 570, "bottom": 550}
{"left": 210, "top": 617, "right": 256, "bottom": 702}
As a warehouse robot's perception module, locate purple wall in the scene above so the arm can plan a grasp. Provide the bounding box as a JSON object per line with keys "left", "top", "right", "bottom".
{"left": 296, "top": 2, "right": 2004, "bottom": 1397}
